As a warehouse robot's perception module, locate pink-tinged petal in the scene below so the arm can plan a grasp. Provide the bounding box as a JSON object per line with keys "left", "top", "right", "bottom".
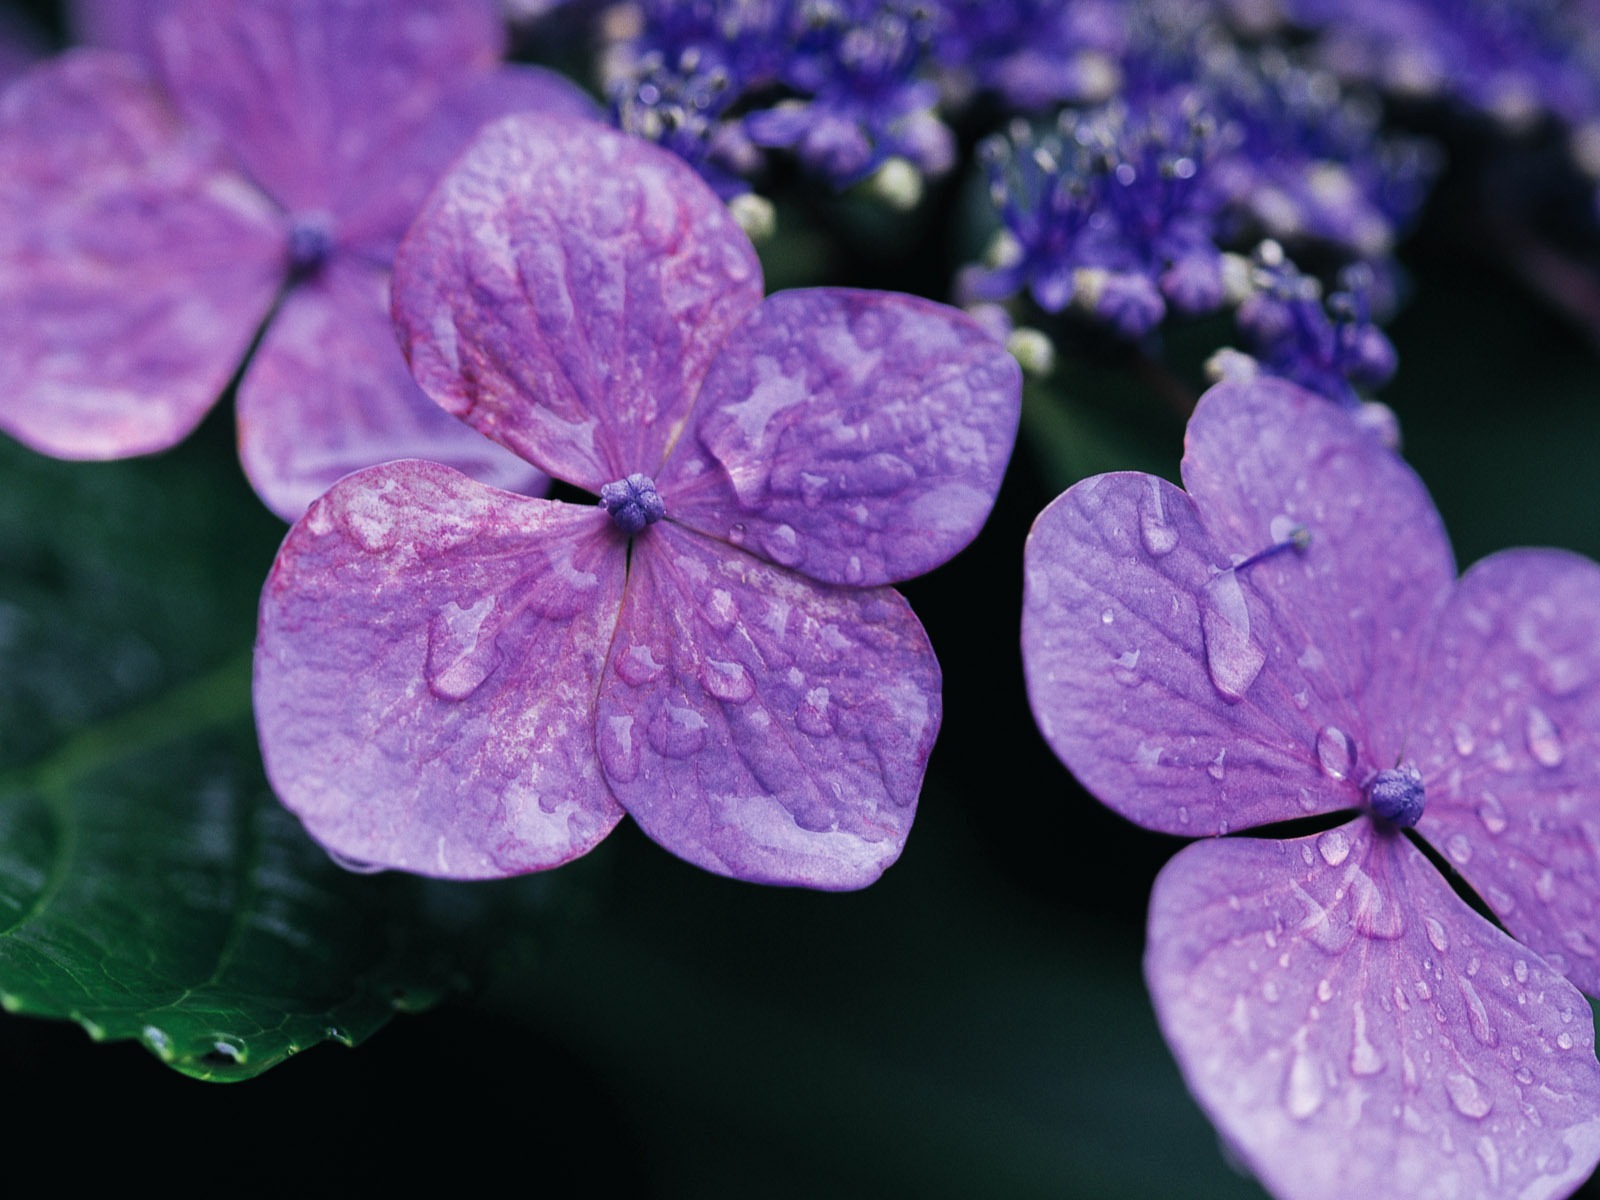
{"left": 238, "top": 258, "right": 544, "bottom": 522}
{"left": 393, "top": 114, "right": 765, "bottom": 492}
{"left": 1181, "top": 377, "right": 1457, "bottom": 764}
{"left": 0, "top": 50, "right": 282, "bottom": 458}
{"left": 1411, "top": 549, "right": 1600, "bottom": 997}
{"left": 1023, "top": 472, "right": 1370, "bottom": 836}
{"left": 658, "top": 289, "right": 1021, "bottom": 586}
{"left": 255, "top": 462, "right": 626, "bottom": 879}
{"left": 1147, "top": 820, "right": 1600, "bottom": 1200}
{"left": 595, "top": 522, "right": 940, "bottom": 889}
{"left": 339, "top": 65, "right": 600, "bottom": 261}
{"left": 155, "top": 0, "right": 502, "bottom": 215}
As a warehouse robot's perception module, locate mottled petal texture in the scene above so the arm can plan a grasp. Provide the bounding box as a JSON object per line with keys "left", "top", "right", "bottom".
{"left": 1412, "top": 549, "right": 1600, "bottom": 997}
{"left": 238, "top": 259, "right": 544, "bottom": 521}
{"left": 393, "top": 114, "right": 765, "bottom": 491}
{"left": 1181, "top": 377, "right": 1457, "bottom": 760}
{"left": 1147, "top": 822, "right": 1600, "bottom": 1200}
{"left": 255, "top": 462, "right": 626, "bottom": 879}
{"left": 0, "top": 50, "right": 282, "bottom": 458}
{"left": 1022, "top": 380, "right": 1455, "bottom": 836}
{"left": 596, "top": 522, "right": 941, "bottom": 888}
{"left": 156, "top": 0, "right": 502, "bottom": 217}
{"left": 661, "top": 289, "right": 1022, "bottom": 586}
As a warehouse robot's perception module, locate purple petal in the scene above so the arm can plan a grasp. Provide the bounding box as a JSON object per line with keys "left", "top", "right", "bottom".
{"left": 393, "top": 114, "right": 764, "bottom": 492}
{"left": 595, "top": 522, "right": 940, "bottom": 889}
{"left": 0, "top": 50, "right": 282, "bottom": 458}
{"left": 238, "top": 258, "right": 545, "bottom": 522}
{"left": 255, "top": 462, "right": 626, "bottom": 879}
{"left": 1180, "top": 377, "right": 1457, "bottom": 765}
{"left": 1412, "top": 549, "right": 1600, "bottom": 997}
{"left": 659, "top": 289, "right": 1021, "bottom": 587}
{"left": 1147, "top": 821, "right": 1600, "bottom": 1200}
{"left": 70, "top": 0, "right": 156, "bottom": 63}
{"left": 1024, "top": 471, "right": 1363, "bottom": 835}
{"left": 155, "top": 0, "right": 502, "bottom": 216}
{"left": 0, "top": 7, "right": 43, "bottom": 84}
{"left": 333, "top": 65, "right": 599, "bottom": 259}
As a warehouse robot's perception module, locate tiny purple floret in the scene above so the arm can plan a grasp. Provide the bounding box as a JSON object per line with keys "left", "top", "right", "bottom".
{"left": 1366, "top": 763, "right": 1425, "bottom": 828}
{"left": 1022, "top": 377, "right": 1600, "bottom": 1200}
{"left": 254, "top": 114, "right": 1022, "bottom": 890}
{"left": 600, "top": 473, "right": 666, "bottom": 535}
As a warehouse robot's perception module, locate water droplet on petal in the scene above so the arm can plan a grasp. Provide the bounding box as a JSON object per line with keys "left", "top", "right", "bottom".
{"left": 1538, "top": 654, "right": 1587, "bottom": 696}
{"left": 1100, "top": 608, "right": 1115, "bottom": 625}
{"left": 1458, "top": 977, "right": 1497, "bottom": 1045}
{"left": 615, "top": 642, "right": 668, "bottom": 686}
{"left": 1349, "top": 1000, "right": 1385, "bottom": 1076}
{"left": 329, "top": 851, "right": 386, "bottom": 875}
{"left": 1424, "top": 916, "right": 1450, "bottom": 953}
{"left": 599, "top": 715, "right": 640, "bottom": 782}
{"left": 1476, "top": 795, "right": 1507, "bottom": 835}
{"left": 1316, "top": 978, "right": 1334, "bottom": 1002}
{"left": 1200, "top": 571, "right": 1265, "bottom": 701}
{"left": 1285, "top": 1045, "right": 1325, "bottom": 1119}
{"left": 1476, "top": 1136, "right": 1501, "bottom": 1188}
{"left": 1452, "top": 721, "right": 1476, "bottom": 757}
{"left": 1315, "top": 725, "right": 1356, "bottom": 780}
{"left": 1514, "top": 959, "right": 1530, "bottom": 984}
{"left": 1562, "top": 929, "right": 1598, "bottom": 958}
{"left": 1524, "top": 705, "right": 1565, "bottom": 767}
{"left": 1445, "top": 833, "right": 1473, "bottom": 865}
{"left": 1112, "top": 648, "right": 1141, "bottom": 685}
{"left": 1445, "top": 1072, "right": 1493, "bottom": 1120}
{"left": 648, "top": 702, "right": 709, "bottom": 758}
{"left": 763, "top": 523, "right": 804, "bottom": 567}
{"left": 1557, "top": 1031, "right": 1575, "bottom": 1050}
{"left": 1139, "top": 479, "right": 1179, "bottom": 557}
{"left": 796, "top": 686, "right": 834, "bottom": 737}
{"left": 425, "top": 596, "right": 500, "bottom": 700}
{"left": 1207, "top": 749, "right": 1227, "bottom": 781}
{"left": 701, "top": 658, "right": 755, "bottom": 703}
{"left": 1535, "top": 869, "right": 1558, "bottom": 903}
{"left": 1293, "top": 689, "right": 1309, "bottom": 710}
{"left": 1317, "top": 827, "right": 1350, "bottom": 866}
{"left": 702, "top": 588, "right": 739, "bottom": 632}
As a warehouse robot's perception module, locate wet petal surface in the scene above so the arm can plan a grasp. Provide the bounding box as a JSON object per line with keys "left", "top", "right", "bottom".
{"left": 596, "top": 522, "right": 940, "bottom": 888}
{"left": 661, "top": 289, "right": 1021, "bottom": 586}
{"left": 393, "top": 114, "right": 764, "bottom": 491}
{"left": 0, "top": 50, "right": 281, "bottom": 458}
{"left": 1147, "top": 820, "right": 1600, "bottom": 1200}
{"left": 255, "top": 461, "right": 625, "bottom": 879}
{"left": 156, "top": 0, "right": 502, "bottom": 216}
{"left": 239, "top": 258, "right": 544, "bottom": 522}
{"left": 1413, "top": 549, "right": 1600, "bottom": 997}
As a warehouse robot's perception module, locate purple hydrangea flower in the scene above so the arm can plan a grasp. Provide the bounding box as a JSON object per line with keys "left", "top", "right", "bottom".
{"left": 0, "top": 0, "right": 595, "bottom": 520}
{"left": 252, "top": 114, "right": 1022, "bottom": 888}
{"left": 1022, "top": 378, "right": 1600, "bottom": 1198}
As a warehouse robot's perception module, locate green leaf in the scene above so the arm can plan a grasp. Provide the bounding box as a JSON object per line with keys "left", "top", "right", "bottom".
{"left": 0, "top": 424, "right": 577, "bottom": 1080}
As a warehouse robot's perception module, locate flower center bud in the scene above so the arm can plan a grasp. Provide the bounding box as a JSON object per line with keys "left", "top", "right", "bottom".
{"left": 286, "top": 211, "right": 336, "bottom": 276}
{"left": 600, "top": 473, "right": 666, "bottom": 534}
{"left": 1366, "top": 764, "right": 1425, "bottom": 828}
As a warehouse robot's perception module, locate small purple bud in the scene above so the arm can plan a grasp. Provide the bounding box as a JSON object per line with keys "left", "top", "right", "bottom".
{"left": 1366, "top": 764, "right": 1425, "bottom": 828}
{"left": 600, "top": 472, "right": 666, "bottom": 534}
{"left": 286, "top": 211, "right": 336, "bottom": 276}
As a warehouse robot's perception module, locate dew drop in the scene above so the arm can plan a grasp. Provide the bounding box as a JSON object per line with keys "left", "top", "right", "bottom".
{"left": 1316, "top": 978, "right": 1334, "bottom": 1002}
{"left": 599, "top": 714, "right": 640, "bottom": 782}
{"left": 1200, "top": 572, "right": 1265, "bottom": 701}
{"left": 1317, "top": 827, "right": 1350, "bottom": 866}
{"left": 1539, "top": 655, "right": 1587, "bottom": 696}
{"left": 701, "top": 658, "right": 755, "bottom": 703}
{"left": 1297, "top": 788, "right": 1316, "bottom": 812}
{"left": 329, "top": 851, "right": 387, "bottom": 875}
{"left": 844, "top": 555, "right": 864, "bottom": 584}
{"left": 648, "top": 702, "right": 709, "bottom": 758}
{"left": 1535, "top": 869, "right": 1558, "bottom": 903}
{"left": 763, "top": 523, "right": 804, "bottom": 566}
{"left": 703, "top": 588, "right": 739, "bottom": 632}
{"left": 1424, "top": 917, "right": 1450, "bottom": 952}
{"left": 615, "top": 642, "right": 668, "bottom": 687}
{"left": 1476, "top": 1136, "right": 1501, "bottom": 1188}
{"left": 1293, "top": 689, "right": 1310, "bottom": 710}
{"left": 728, "top": 521, "right": 747, "bottom": 545}
{"left": 1100, "top": 608, "right": 1115, "bottom": 625}
{"left": 1476, "top": 795, "right": 1507, "bottom": 835}
{"left": 1207, "top": 749, "right": 1227, "bottom": 781}
{"left": 1458, "top": 978, "right": 1497, "bottom": 1046}
{"left": 1315, "top": 726, "right": 1356, "bottom": 781}
{"left": 425, "top": 596, "right": 500, "bottom": 701}
{"left": 796, "top": 686, "right": 834, "bottom": 737}
{"left": 1285, "top": 1046, "right": 1325, "bottom": 1119}
{"left": 1524, "top": 706, "right": 1565, "bottom": 767}
{"left": 1514, "top": 959, "right": 1529, "bottom": 983}
{"left": 1112, "top": 648, "right": 1142, "bottom": 685}
{"left": 1445, "top": 833, "right": 1473, "bottom": 864}
{"left": 1562, "top": 929, "right": 1599, "bottom": 958}
{"left": 142, "top": 1026, "right": 172, "bottom": 1057}
{"left": 1557, "top": 1031, "right": 1575, "bottom": 1050}
{"left": 1445, "top": 1072, "right": 1493, "bottom": 1120}
{"left": 1349, "top": 1000, "right": 1385, "bottom": 1076}
{"left": 1139, "top": 480, "right": 1179, "bottom": 557}
{"left": 1452, "top": 721, "right": 1476, "bottom": 757}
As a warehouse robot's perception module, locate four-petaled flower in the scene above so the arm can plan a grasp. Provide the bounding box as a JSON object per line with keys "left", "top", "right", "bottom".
{"left": 253, "top": 114, "right": 1021, "bottom": 887}
{"left": 1022, "top": 378, "right": 1600, "bottom": 1198}
{"left": 0, "top": 0, "right": 593, "bottom": 519}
